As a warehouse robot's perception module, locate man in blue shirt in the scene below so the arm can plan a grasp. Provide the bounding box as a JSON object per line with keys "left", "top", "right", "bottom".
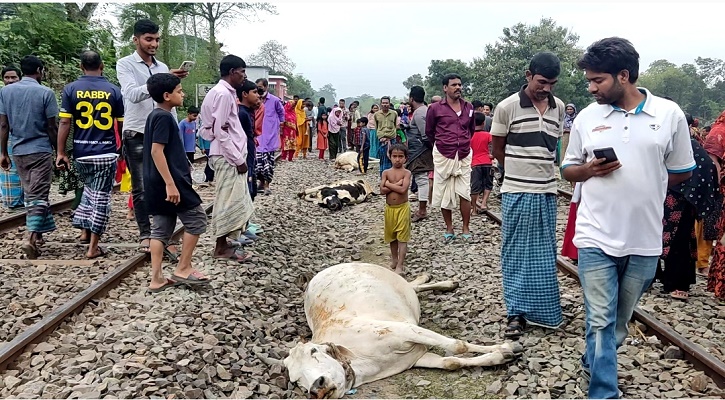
{"left": 0, "top": 55, "right": 59, "bottom": 259}
{"left": 178, "top": 106, "right": 199, "bottom": 164}
{"left": 57, "top": 50, "right": 125, "bottom": 260}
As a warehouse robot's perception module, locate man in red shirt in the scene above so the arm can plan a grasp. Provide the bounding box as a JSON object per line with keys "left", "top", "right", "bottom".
{"left": 425, "top": 74, "right": 475, "bottom": 242}
{"left": 470, "top": 112, "right": 493, "bottom": 213}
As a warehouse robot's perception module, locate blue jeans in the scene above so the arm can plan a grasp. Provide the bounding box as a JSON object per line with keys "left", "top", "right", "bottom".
{"left": 578, "top": 247, "right": 657, "bottom": 399}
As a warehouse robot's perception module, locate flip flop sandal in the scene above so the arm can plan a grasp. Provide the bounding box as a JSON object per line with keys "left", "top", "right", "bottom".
{"left": 443, "top": 233, "right": 455, "bottom": 243}
{"left": 670, "top": 290, "right": 689, "bottom": 300}
{"left": 138, "top": 240, "right": 150, "bottom": 254}
{"left": 164, "top": 246, "right": 179, "bottom": 262}
{"left": 412, "top": 213, "right": 428, "bottom": 223}
{"left": 87, "top": 247, "right": 108, "bottom": 260}
{"left": 460, "top": 233, "right": 473, "bottom": 241}
{"left": 21, "top": 243, "right": 40, "bottom": 260}
{"left": 504, "top": 316, "right": 527, "bottom": 338}
{"left": 147, "top": 278, "right": 181, "bottom": 294}
{"left": 213, "top": 249, "right": 253, "bottom": 263}
{"left": 172, "top": 270, "right": 211, "bottom": 285}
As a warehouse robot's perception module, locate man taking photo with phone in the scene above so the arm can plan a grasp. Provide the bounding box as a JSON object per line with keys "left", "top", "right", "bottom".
{"left": 116, "top": 19, "right": 189, "bottom": 254}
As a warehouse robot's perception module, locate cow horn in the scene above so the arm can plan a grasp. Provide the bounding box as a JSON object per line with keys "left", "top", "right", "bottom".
{"left": 255, "top": 352, "right": 285, "bottom": 366}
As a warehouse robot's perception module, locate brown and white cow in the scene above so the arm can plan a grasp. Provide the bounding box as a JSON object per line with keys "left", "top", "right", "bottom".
{"left": 297, "top": 179, "right": 375, "bottom": 211}
{"left": 283, "top": 263, "right": 521, "bottom": 398}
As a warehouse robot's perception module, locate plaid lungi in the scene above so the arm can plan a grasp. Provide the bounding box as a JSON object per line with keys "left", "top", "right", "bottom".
{"left": 14, "top": 153, "right": 56, "bottom": 234}
{"left": 0, "top": 156, "right": 24, "bottom": 209}
{"left": 72, "top": 156, "right": 117, "bottom": 235}
{"left": 500, "top": 192, "right": 562, "bottom": 328}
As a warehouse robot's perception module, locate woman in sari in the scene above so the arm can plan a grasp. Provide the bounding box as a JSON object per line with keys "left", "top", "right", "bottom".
{"left": 658, "top": 134, "right": 719, "bottom": 300}
{"left": 281, "top": 100, "right": 298, "bottom": 162}
{"left": 704, "top": 110, "right": 725, "bottom": 303}
{"left": 294, "top": 99, "right": 309, "bottom": 159}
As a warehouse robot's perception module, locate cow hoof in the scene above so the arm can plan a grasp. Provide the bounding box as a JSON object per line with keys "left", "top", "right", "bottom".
{"left": 510, "top": 342, "right": 524, "bottom": 354}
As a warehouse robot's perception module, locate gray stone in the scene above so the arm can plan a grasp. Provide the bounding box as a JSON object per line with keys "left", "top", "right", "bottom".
{"left": 416, "top": 380, "right": 431, "bottom": 387}
{"left": 505, "top": 382, "right": 519, "bottom": 396}
{"left": 663, "top": 346, "right": 684, "bottom": 360}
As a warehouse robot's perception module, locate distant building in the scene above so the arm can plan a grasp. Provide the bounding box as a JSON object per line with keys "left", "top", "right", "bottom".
{"left": 268, "top": 75, "right": 288, "bottom": 100}
{"left": 245, "top": 66, "right": 271, "bottom": 85}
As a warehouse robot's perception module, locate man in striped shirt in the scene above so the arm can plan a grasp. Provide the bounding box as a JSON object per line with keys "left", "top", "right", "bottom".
{"left": 491, "top": 52, "right": 566, "bottom": 339}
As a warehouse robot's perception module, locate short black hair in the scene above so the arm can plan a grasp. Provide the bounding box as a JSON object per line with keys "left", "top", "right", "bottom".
{"left": 577, "top": 37, "right": 640, "bottom": 83}
{"left": 389, "top": 143, "right": 408, "bottom": 157}
{"left": 472, "top": 100, "right": 483, "bottom": 108}
{"left": 319, "top": 97, "right": 325, "bottom": 104}
{"left": 236, "top": 79, "right": 258, "bottom": 101}
{"left": 1, "top": 65, "right": 21, "bottom": 79}
{"left": 704, "top": 126, "right": 712, "bottom": 133}
{"left": 409, "top": 86, "right": 425, "bottom": 103}
{"left": 529, "top": 52, "right": 561, "bottom": 79}
{"left": 474, "top": 112, "right": 486, "bottom": 127}
{"left": 20, "top": 55, "right": 43, "bottom": 76}
{"left": 685, "top": 112, "right": 694, "bottom": 126}
{"left": 187, "top": 106, "right": 199, "bottom": 114}
{"left": 352, "top": 100, "right": 359, "bottom": 106}
{"left": 80, "top": 50, "right": 102, "bottom": 71}
{"left": 147, "top": 73, "right": 180, "bottom": 104}
{"left": 442, "top": 73, "right": 462, "bottom": 86}
{"left": 381, "top": 96, "right": 391, "bottom": 103}
{"left": 339, "top": 98, "right": 346, "bottom": 104}
{"left": 255, "top": 78, "right": 268, "bottom": 87}
{"left": 358, "top": 116, "right": 369, "bottom": 125}
{"left": 134, "top": 19, "right": 159, "bottom": 36}
{"left": 483, "top": 102, "right": 493, "bottom": 110}
{"left": 220, "top": 55, "right": 246, "bottom": 77}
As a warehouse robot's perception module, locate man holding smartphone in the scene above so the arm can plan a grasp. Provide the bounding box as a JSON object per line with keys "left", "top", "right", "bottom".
{"left": 562, "top": 37, "right": 695, "bottom": 399}
{"left": 116, "top": 19, "right": 188, "bottom": 253}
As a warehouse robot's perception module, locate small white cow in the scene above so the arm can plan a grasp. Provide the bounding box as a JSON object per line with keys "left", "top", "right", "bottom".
{"left": 284, "top": 263, "right": 521, "bottom": 399}
{"left": 333, "top": 151, "right": 361, "bottom": 172}
{"left": 297, "top": 180, "right": 375, "bottom": 211}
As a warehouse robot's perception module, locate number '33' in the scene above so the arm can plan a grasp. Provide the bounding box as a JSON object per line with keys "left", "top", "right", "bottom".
{"left": 76, "top": 101, "right": 113, "bottom": 130}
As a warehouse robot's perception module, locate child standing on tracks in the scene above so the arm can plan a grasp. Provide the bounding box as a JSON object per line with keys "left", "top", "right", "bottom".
{"left": 470, "top": 112, "right": 494, "bottom": 214}
{"left": 143, "top": 73, "right": 209, "bottom": 293}
{"left": 380, "top": 144, "right": 412, "bottom": 275}
{"left": 356, "top": 117, "right": 371, "bottom": 174}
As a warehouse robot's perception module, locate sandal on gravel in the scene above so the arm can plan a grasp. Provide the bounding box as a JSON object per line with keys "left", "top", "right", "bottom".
{"left": 443, "top": 233, "right": 455, "bottom": 243}
{"left": 138, "top": 239, "right": 150, "bottom": 254}
{"left": 504, "top": 315, "right": 526, "bottom": 339}
{"left": 87, "top": 247, "right": 108, "bottom": 260}
{"left": 670, "top": 290, "right": 689, "bottom": 300}
{"left": 171, "top": 270, "right": 210, "bottom": 285}
{"left": 213, "top": 249, "right": 253, "bottom": 263}
{"left": 460, "top": 233, "right": 473, "bottom": 241}
{"left": 412, "top": 213, "right": 428, "bottom": 223}
{"left": 164, "top": 246, "right": 179, "bottom": 263}
{"left": 147, "top": 278, "right": 181, "bottom": 294}
{"left": 22, "top": 243, "right": 40, "bottom": 260}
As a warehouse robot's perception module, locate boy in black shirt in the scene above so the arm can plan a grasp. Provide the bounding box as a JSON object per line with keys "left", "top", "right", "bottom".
{"left": 143, "top": 73, "right": 208, "bottom": 292}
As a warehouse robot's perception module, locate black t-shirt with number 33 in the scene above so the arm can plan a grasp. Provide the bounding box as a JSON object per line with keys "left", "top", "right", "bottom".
{"left": 59, "top": 75, "right": 124, "bottom": 158}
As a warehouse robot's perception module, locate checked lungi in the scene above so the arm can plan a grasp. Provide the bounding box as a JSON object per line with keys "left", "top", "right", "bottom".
{"left": 211, "top": 157, "right": 254, "bottom": 238}
{"left": 500, "top": 192, "right": 562, "bottom": 328}
{"left": 255, "top": 151, "right": 275, "bottom": 183}
{"left": 72, "top": 156, "right": 117, "bottom": 235}
{"left": 14, "top": 153, "right": 56, "bottom": 233}
{"left": 0, "top": 158, "right": 24, "bottom": 209}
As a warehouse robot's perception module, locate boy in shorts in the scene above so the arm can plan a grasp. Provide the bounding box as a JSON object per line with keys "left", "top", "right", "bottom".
{"left": 470, "top": 112, "right": 493, "bottom": 214}
{"left": 143, "top": 73, "right": 209, "bottom": 293}
{"left": 380, "top": 144, "right": 412, "bottom": 275}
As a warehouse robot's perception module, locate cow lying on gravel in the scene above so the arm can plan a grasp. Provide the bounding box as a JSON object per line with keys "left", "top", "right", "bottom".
{"left": 297, "top": 180, "right": 375, "bottom": 211}
{"left": 283, "top": 263, "right": 522, "bottom": 398}
{"left": 333, "top": 151, "right": 379, "bottom": 172}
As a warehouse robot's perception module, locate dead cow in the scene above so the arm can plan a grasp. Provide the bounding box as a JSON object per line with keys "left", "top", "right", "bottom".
{"left": 333, "top": 151, "right": 361, "bottom": 172}
{"left": 284, "top": 263, "right": 521, "bottom": 398}
{"left": 297, "top": 180, "right": 374, "bottom": 211}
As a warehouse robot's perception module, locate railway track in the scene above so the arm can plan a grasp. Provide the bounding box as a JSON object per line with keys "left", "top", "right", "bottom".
{"left": 0, "top": 154, "right": 211, "bottom": 371}
{"left": 485, "top": 191, "right": 725, "bottom": 388}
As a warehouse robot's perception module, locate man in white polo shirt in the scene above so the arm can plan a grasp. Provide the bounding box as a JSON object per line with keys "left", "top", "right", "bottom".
{"left": 562, "top": 37, "right": 695, "bottom": 399}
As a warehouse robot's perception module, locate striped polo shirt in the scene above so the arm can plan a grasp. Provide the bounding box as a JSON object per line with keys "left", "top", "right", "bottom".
{"left": 490, "top": 86, "right": 565, "bottom": 194}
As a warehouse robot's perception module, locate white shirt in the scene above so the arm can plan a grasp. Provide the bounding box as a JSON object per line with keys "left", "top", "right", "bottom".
{"left": 562, "top": 88, "right": 696, "bottom": 257}
{"left": 116, "top": 51, "right": 174, "bottom": 134}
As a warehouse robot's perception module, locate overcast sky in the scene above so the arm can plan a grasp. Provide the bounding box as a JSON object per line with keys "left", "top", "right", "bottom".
{"left": 217, "top": 1, "right": 722, "bottom": 100}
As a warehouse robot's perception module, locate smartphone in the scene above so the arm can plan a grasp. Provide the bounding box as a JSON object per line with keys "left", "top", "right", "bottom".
{"left": 593, "top": 147, "right": 618, "bottom": 164}
{"left": 179, "top": 61, "right": 195, "bottom": 72}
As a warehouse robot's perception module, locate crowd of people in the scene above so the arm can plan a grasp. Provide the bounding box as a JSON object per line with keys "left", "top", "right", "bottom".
{"left": 2, "top": 18, "right": 725, "bottom": 398}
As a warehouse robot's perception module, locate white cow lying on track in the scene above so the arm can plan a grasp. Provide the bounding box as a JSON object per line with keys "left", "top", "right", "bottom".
{"left": 284, "top": 263, "right": 521, "bottom": 399}
{"left": 297, "top": 179, "right": 375, "bottom": 211}
{"left": 333, "top": 151, "right": 361, "bottom": 172}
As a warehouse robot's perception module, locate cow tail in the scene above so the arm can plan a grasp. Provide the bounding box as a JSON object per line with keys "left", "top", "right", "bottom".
{"left": 357, "top": 151, "right": 365, "bottom": 173}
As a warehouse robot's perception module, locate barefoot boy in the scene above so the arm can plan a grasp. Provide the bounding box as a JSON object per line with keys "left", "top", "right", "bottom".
{"left": 380, "top": 144, "right": 412, "bottom": 275}
{"left": 143, "top": 73, "right": 209, "bottom": 292}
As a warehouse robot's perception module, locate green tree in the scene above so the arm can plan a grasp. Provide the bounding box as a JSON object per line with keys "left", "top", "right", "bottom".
{"left": 469, "top": 18, "right": 590, "bottom": 109}
{"left": 402, "top": 73, "right": 424, "bottom": 90}
{"left": 425, "top": 59, "right": 473, "bottom": 100}
{"left": 286, "top": 74, "right": 314, "bottom": 99}
{"left": 315, "top": 83, "right": 337, "bottom": 104}
{"left": 246, "top": 40, "right": 295, "bottom": 75}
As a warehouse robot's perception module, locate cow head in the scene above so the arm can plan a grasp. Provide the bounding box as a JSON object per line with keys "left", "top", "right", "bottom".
{"left": 320, "top": 188, "right": 343, "bottom": 211}
{"left": 284, "top": 342, "right": 355, "bottom": 399}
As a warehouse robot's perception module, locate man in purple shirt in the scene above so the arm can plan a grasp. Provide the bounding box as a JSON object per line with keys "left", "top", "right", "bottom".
{"left": 425, "top": 73, "right": 475, "bottom": 242}
{"left": 255, "top": 78, "right": 285, "bottom": 195}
